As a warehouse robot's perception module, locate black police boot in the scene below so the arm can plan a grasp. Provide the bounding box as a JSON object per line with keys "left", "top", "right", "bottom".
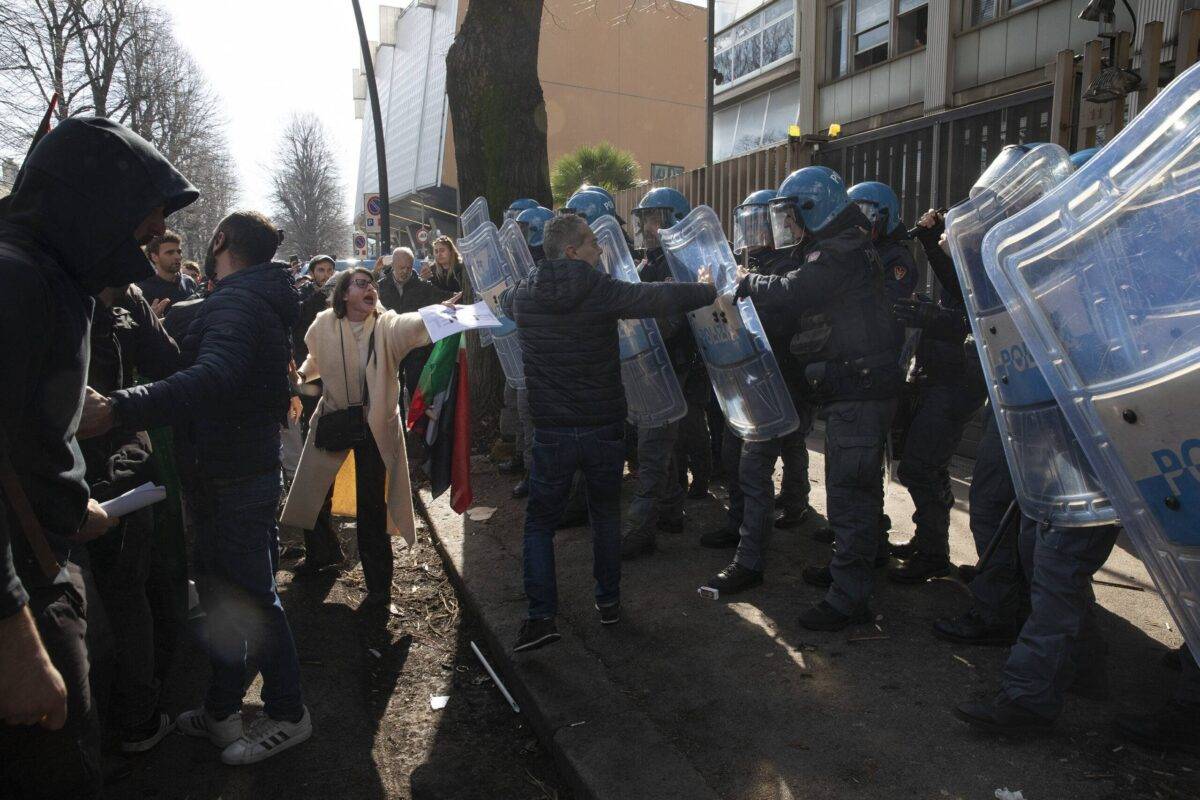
{"left": 775, "top": 504, "right": 813, "bottom": 530}
{"left": 932, "top": 609, "right": 1018, "bottom": 647}
{"left": 497, "top": 457, "right": 524, "bottom": 475}
{"left": 1067, "top": 667, "right": 1111, "bottom": 702}
{"left": 954, "top": 693, "right": 1055, "bottom": 736}
{"left": 888, "top": 554, "right": 952, "bottom": 584}
{"left": 514, "top": 617, "right": 561, "bottom": 653}
{"left": 802, "top": 564, "right": 833, "bottom": 588}
{"left": 699, "top": 526, "right": 740, "bottom": 549}
{"left": 701, "top": 562, "right": 763, "bottom": 597}
{"left": 889, "top": 539, "right": 919, "bottom": 560}
{"left": 1115, "top": 702, "right": 1200, "bottom": 755}
{"left": 797, "top": 600, "right": 871, "bottom": 632}
{"left": 512, "top": 474, "right": 530, "bottom": 499}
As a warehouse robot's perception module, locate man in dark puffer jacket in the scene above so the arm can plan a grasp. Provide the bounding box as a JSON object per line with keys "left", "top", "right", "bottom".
{"left": 501, "top": 214, "right": 716, "bottom": 652}
{"left": 92, "top": 211, "right": 312, "bottom": 765}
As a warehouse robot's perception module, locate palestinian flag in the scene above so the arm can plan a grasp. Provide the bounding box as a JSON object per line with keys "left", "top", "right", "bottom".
{"left": 406, "top": 333, "right": 473, "bottom": 513}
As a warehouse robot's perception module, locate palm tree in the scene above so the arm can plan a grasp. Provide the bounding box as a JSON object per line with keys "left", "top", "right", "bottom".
{"left": 551, "top": 142, "right": 641, "bottom": 206}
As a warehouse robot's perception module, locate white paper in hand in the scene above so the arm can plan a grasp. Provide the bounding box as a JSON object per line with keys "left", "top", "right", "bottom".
{"left": 100, "top": 482, "right": 167, "bottom": 518}
{"left": 418, "top": 301, "right": 503, "bottom": 343}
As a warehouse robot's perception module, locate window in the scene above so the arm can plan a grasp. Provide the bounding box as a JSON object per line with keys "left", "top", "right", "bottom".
{"left": 651, "top": 164, "right": 685, "bottom": 181}
{"left": 966, "top": 0, "right": 1038, "bottom": 28}
{"left": 714, "top": 0, "right": 796, "bottom": 92}
{"left": 825, "top": 0, "right": 927, "bottom": 81}
{"left": 711, "top": 79, "right": 802, "bottom": 162}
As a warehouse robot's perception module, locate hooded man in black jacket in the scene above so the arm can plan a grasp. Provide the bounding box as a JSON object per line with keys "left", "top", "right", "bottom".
{"left": 0, "top": 116, "right": 197, "bottom": 798}
{"left": 87, "top": 210, "right": 313, "bottom": 766}
{"left": 501, "top": 214, "right": 716, "bottom": 652}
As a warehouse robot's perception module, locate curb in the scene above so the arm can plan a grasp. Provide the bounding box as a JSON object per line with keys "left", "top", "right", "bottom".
{"left": 422, "top": 496, "right": 721, "bottom": 800}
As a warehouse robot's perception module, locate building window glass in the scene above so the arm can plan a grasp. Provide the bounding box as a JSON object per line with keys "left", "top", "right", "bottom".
{"left": 827, "top": 0, "right": 926, "bottom": 81}
{"left": 712, "top": 79, "right": 803, "bottom": 162}
{"left": 714, "top": 0, "right": 796, "bottom": 92}
{"left": 651, "top": 164, "right": 685, "bottom": 181}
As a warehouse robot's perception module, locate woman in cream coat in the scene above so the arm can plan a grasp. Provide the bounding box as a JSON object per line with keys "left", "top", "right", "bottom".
{"left": 282, "top": 266, "right": 440, "bottom": 608}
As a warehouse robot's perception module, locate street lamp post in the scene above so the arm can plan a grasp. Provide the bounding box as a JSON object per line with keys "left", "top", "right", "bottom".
{"left": 352, "top": 0, "right": 390, "bottom": 251}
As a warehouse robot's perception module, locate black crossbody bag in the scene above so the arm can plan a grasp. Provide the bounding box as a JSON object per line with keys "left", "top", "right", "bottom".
{"left": 314, "top": 324, "right": 376, "bottom": 451}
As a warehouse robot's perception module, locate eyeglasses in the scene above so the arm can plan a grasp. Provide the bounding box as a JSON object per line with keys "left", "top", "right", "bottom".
{"left": 351, "top": 277, "right": 376, "bottom": 289}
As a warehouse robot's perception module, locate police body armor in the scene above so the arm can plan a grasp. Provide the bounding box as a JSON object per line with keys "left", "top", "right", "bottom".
{"left": 456, "top": 222, "right": 525, "bottom": 389}
{"left": 948, "top": 143, "right": 1114, "bottom": 529}
{"left": 660, "top": 205, "right": 799, "bottom": 442}
{"left": 983, "top": 64, "right": 1200, "bottom": 659}
{"left": 591, "top": 215, "right": 687, "bottom": 428}
{"left": 787, "top": 225, "right": 901, "bottom": 404}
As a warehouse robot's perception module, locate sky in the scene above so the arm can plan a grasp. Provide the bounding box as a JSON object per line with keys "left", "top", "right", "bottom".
{"left": 159, "top": 0, "right": 377, "bottom": 215}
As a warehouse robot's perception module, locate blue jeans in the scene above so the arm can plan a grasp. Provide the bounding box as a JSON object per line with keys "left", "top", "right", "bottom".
{"left": 524, "top": 422, "right": 625, "bottom": 619}
{"left": 195, "top": 471, "right": 304, "bottom": 722}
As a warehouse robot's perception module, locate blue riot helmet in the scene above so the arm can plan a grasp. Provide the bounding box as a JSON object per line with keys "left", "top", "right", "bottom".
{"left": 577, "top": 184, "right": 616, "bottom": 207}
{"left": 769, "top": 166, "right": 849, "bottom": 248}
{"left": 847, "top": 181, "right": 902, "bottom": 240}
{"left": 563, "top": 189, "right": 616, "bottom": 225}
{"left": 516, "top": 205, "right": 554, "bottom": 247}
{"left": 631, "top": 186, "right": 690, "bottom": 251}
{"left": 1069, "top": 147, "right": 1100, "bottom": 168}
{"left": 504, "top": 198, "right": 539, "bottom": 221}
{"left": 732, "top": 189, "right": 777, "bottom": 254}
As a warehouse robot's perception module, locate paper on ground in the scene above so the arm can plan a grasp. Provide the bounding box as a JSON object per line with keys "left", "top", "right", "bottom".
{"left": 99, "top": 482, "right": 166, "bottom": 518}
{"left": 419, "top": 301, "right": 503, "bottom": 343}
{"left": 465, "top": 506, "right": 497, "bottom": 522}
{"left": 430, "top": 695, "right": 449, "bottom": 710}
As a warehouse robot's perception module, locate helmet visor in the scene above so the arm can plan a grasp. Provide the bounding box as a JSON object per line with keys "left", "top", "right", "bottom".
{"left": 733, "top": 204, "right": 773, "bottom": 253}
{"left": 632, "top": 207, "right": 674, "bottom": 251}
{"left": 768, "top": 198, "right": 805, "bottom": 249}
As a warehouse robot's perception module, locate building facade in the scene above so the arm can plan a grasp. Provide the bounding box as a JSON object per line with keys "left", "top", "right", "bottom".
{"left": 353, "top": 0, "right": 707, "bottom": 251}
{"left": 711, "top": 0, "right": 1189, "bottom": 221}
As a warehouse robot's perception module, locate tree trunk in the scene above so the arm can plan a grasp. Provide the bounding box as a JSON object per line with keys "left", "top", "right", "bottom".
{"left": 446, "top": 0, "right": 551, "bottom": 423}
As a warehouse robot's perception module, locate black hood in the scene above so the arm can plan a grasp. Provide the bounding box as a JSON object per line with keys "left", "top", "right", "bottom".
{"left": 214, "top": 261, "right": 300, "bottom": 327}
{"left": 526, "top": 258, "right": 599, "bottom": 313}
{"left": 0, "top": 117, "right": 198, "bottom": 294}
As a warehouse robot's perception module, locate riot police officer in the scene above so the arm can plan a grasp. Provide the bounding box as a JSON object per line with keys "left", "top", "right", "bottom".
{"left": 620, "top": 187, "right": 697, "bottom": 558}
{"left": 849, "top": 183, "right": 988, "bottom": 584}
{"left": 713, "top": 167, "right": 901, "bottom": 630}
{"left": 699, "top": 189, "right": 815, "bottom": 554}
{"left": 504, "top": 198, "right": 540, "bottom": 221}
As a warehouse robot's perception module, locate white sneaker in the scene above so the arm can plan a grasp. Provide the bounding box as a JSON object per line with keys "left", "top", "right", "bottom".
{"left": 220, "top": 706, "right": 312, "bottom": 765}
{"left": 177, "top": 707, "right": 242, "bottom": 748}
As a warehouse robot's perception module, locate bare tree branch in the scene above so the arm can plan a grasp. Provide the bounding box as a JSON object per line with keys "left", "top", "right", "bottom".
{"left": 268, "top": 113, "right": 350, "bottom": 259}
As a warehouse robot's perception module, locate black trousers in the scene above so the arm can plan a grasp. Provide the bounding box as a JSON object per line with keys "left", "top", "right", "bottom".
{"left": 0, "top": 568, "right": 102, "bottom": 799}
{"left": 305, "top": 435, "right": 393, "bottom": 596}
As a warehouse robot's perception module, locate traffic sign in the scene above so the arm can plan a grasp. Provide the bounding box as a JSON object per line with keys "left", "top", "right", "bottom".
{"left": 364, "top": 193, "right": 381, "bottom": 231}
{"left": 353, "top": 233, "right": 368, "bottom": 257}
{"left": 416, "top": 228, "right": 429, "bottom": 244}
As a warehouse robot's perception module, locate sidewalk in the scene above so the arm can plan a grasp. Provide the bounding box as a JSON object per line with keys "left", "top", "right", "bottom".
{"left": 424, "top": 436, "right": 1199, "bottom": 800}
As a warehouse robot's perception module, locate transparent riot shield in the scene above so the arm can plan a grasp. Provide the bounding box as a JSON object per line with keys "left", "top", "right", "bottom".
{"left": 591, "top": 215, "right": 687, "bottom": 427}
{"left": 947, "top": 143, "right": 1115, "bottom": 527}
{"left": 497, "top": 218, "right": 536, "bottom": 280}
{"left": 456, "top": 222, "right": 525, "bottom": 389}
{"left": 659, "top": 206, "right": 799, "bottom": 442}
{"left": 982, "top": 62, "right": 1200, "bottom": 657}
{"left": 460, "top": 196, "right": 490, "bottom": 238}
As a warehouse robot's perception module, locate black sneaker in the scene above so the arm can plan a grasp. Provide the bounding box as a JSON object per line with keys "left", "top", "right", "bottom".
{"left": 953, "top": 693, "right": 1055, "bottom": 737}
{"left": 932, "top": 609, "right": 1018, "bottom": 647}
{"left": 121, "top": 710, "right": 174, "bottom": 754}
{"left": 802, "top": 565, "right": 832, "bottom": 588}
{"left": 811, "top": 525, "right": 834, "bottom": 544}
{"left": 888, "top": 554, "right": 952, "bottom": 584}
{"left": 1115, "top": 702, "right": 1200, "bottom": 755}
{"left": 619, "top": 531, "right": 656, "bottom": 560}
{"left": 699, "top": 527, "right": 740, "bottom": 549}
{"left": 774, "top": 505, "right": 813, "bottom": 530}
{"left": 497, "top": 457, "right": 525, "bottom": 475}
{"left": 596, "top": 602, "right": 621, "bottom": 625}
{"left": 797, "top": 600, "right": 871, "bottom": 631}
{"left": 514, "top": 618, "right": 561, "bottom": 652}
{"left": 512, "top": 476, "right": 530, "bottom": 499}
{"left": 701, "top": 562, "right": 763, "bottom": 597}
{"left": 889, "top": 540, "right": 918, "bottom": 560}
